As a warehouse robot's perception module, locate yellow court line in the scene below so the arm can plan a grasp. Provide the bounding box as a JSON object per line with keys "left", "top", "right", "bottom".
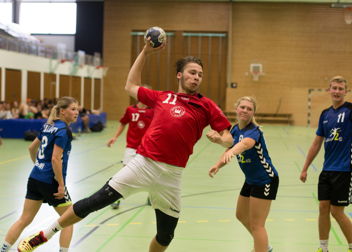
{"left": 197, "top": 220, "right": 208, "bottom": 223}
{"left": 219, "top": 220, "right": 230, "bottom": 222}
{"left": 284, "top": 219, "right": 295, "bottom": 221}
{"left": 130, "top": 223, "right": 142, "bottom": 225}
{"left": 178, "top": 221, "right": 186, "bottom": 223}
{"left": 107, "top": 223, "right": 119, "bottom": 226}
{"left": 305, "top": 219, "right": 317, "bottom": 221}
{"left": 0, "top": 155, "right": 29, "bottom": 166}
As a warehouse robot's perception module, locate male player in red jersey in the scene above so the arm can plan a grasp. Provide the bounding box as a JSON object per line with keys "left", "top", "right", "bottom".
{"left": 107, "top": 101, "right": 154, "bottom": 208}
{"left": 18, "top": 37, "right": 233, "bottom": 252}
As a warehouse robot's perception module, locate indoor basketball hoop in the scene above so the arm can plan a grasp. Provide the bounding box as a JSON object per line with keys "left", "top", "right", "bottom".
{"left": 250, "top": 63, "right": 265, "bottom": 81}
{"left": 345, "top": 6, "right": 352, "bottom": 24}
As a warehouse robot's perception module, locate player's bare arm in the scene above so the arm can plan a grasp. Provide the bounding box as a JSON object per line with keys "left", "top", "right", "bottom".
{"left": 300, "top": 135, "right": 324, "bottom": 183}
{"left": 206, "top": 129, "right": 233, "bottom": 148}
{"left": 107, "top": 124, "right": 126, "bottom": 147}
{"left": 125, "top": 37, "right": 166, "bottom": 100}
{"left": 223, "top": 138, "right": 255, "bottom": 164}
{"left": 209, "top": 148, "right": 231, "bottom": 178}
{"left": 52, "top": 144, "right": 65, "bottom": 199}
{"left": 29, "top": 137, "right": 41, "bottom": 164}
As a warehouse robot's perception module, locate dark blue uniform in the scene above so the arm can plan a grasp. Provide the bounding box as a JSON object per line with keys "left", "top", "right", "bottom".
{"left": 316, "top": 102, "right": 352, "bottom": 205}
{"left": 230, "top": 122, "right": 279, "bottom": 199}
{"left": 26, "top": 120, "right": 73, "bottom": 207}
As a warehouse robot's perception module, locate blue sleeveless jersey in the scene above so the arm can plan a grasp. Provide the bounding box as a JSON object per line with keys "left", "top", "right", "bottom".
{"left": 316, "top": 102, "right": 352, "bottom": 172}
{"left": 30, "top": 120, "right": 73, "bottom": 184}
{"left": 230, "top": 122, "right": 278, "bottom": 185}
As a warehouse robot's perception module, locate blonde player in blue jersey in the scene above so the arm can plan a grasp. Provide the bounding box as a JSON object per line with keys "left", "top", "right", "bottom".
{"left": 209, "top": 96, "right": 279, "bottom": 252}
{"left": 300, "top": 76, "right": 352, "bottom": 252}
{"left": 0, "top": 97, "right": 78, "bottom": 252}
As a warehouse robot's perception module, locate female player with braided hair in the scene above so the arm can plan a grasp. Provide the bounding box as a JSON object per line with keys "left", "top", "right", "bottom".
{"left": 209, "top": 96, "right": 279, "bottom": 252}
{"left": 0, "top": 97, "right": 78, "bottom": 252}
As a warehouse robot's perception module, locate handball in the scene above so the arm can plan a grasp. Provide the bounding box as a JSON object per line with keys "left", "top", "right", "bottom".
{"left": 144, "top": 27, "right": 166, "bottom": 48}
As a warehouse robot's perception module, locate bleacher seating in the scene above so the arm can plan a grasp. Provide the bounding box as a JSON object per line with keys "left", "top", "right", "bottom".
{"left": 224, "top": 111, "right": 293, "bottom": 125}
{"left": 0, "top": 112, "right": 107, "bottom": 139}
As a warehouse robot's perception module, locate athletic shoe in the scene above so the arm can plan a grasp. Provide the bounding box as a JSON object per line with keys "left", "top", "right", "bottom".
{"left": 17, "top": 231, "right": 47, "bottom": 252}
{"left": 147, "top": 197, "right": 151, "bottom": 206}
{"left": 111, "top": 200, "right": 120, "bottom": 209}
{"left": 316, "top": 249, "right": 328, "bottom": 252}
{"left": 348, "top": 249, "right": 352, "bottom": 252}
{"left": 251, "top": 245, "right": 273, "bottom": 252}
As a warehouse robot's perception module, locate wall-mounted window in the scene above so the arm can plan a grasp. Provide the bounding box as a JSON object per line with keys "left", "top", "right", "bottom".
{"left": 0, "top": 3, "right": 13, "bottom": 24}
{"left": 20, "top": 3, "right": 77, "bottom": 34}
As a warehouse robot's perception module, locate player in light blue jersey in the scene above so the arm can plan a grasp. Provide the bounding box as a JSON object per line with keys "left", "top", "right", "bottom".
{"left": 0, "top": 97, "right": 78, "bottom": 252}
{"left": 209, "top": 96, "right": 278, "bottom": 252}
{"left": 300, "top": 76, "right": 352, "bottom": 252}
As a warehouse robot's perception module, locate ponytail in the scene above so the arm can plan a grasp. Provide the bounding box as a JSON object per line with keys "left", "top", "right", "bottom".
{"left": 46, "top": 96, "right": 78, "bottom": 125}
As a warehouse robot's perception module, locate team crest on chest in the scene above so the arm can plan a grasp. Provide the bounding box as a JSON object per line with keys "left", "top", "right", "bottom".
{"left": 170, "top": 106, "right": 186, "bottom": 117}
{"left": 138, "top": 121, "right": 145, "bottom": 129}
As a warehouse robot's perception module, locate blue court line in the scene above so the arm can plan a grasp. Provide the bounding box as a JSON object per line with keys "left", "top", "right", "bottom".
{"left": 282, "top": 127, "right": 290, "bottom": 136}
{"left": 297, "top": 145, "right": 318, "bottom": 171}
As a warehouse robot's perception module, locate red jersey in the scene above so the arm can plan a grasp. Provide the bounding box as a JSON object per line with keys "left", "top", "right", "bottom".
{"left": 120, "top": 104, "right": 154, "bottom": 149}
{"left": 136, "top": 87, "right": 231, "bottom": 167}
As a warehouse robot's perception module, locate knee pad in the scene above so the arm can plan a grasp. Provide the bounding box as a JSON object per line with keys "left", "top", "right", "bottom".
{"left": 155, "top": 209, "right": 178, "bottom": 246}
{"left": 73, "top": 182, "right": 122, "bottom": 218}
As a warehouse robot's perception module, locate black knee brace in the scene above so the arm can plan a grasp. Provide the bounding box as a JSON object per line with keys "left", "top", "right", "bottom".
{"left": 73, "top": 182, "right": 122, "bottom": 218}
{"left": 155, "top": 209, "right": 179, "bottom": 246}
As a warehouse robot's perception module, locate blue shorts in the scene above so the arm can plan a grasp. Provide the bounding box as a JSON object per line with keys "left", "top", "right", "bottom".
{"left": 26, "top": 177, "right": 72, "bottom": 207}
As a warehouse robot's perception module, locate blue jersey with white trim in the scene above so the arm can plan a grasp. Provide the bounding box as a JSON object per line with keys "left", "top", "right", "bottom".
{"left": 30, "top": 120, "right": 73, "bottom": 184}
{"left": 230, "top": 122, "right": 278, "bottom": 185}
{"left": 316, "top": 102, "right": 352, "bottom": 172}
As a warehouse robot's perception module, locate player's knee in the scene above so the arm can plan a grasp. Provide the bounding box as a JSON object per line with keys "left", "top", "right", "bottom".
{"left": 155, "top": 232, "right": 174, "bottom": 246}
{"left": 73, "top": 182, "right": 122, "bottom": 218}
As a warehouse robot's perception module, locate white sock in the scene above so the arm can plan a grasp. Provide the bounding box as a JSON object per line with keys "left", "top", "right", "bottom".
{"left": 320, "top": 239, "right": 329, "bottom": 252}
{"left": 43, "top": 220, "right": 63, "bottom": 240}
{"left": 1, "top": 241, "right": 12, "bottom": 252}
{"left": 59, "top": 247, "right": 69, "bottom": 252}
{"left": 349, "top": 243, "right": 352, "bottom": 249}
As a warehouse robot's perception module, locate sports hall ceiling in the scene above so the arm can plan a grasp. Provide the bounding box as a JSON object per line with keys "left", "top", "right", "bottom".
{"left": 7, "top": 0, "right": 352, "bottom": 5}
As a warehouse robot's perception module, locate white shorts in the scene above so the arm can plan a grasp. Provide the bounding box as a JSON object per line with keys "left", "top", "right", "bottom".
{"left": 109, "top": 154, "right": 183, "bottom": 218}
{"left": 123, "top": 148, "right": 137, "bottom": 165}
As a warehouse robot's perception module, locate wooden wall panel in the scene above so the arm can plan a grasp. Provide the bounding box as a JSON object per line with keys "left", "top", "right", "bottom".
{"left": 5, "top": 69, "right": 21, "bottom": 103}
{"left": 84, "top": 78, "right": 92, "bottom": 110}
{"left": 94, "top": 79, "right": 101, "bottom": 110}
{"left": 104, "top": 0, "right": 230, "bottom": 119}
{"left": 226, "top": 2, "right": 352, "bottom": 126}
{"left": 44, "top": 73, "right": 56, "bottom": 100}
{"left": 27, "top": 71, "right": 40, "bottom": 102}
{"left": 71, "top": 77, "right": 81, "bottom": 105}
{"left": 59, "top": 75, "right": 70, "bottom": 98}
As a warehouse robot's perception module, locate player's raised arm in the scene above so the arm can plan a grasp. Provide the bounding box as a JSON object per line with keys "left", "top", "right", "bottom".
{"left": 125, "top": 38, "right": 166, "bottom": 100}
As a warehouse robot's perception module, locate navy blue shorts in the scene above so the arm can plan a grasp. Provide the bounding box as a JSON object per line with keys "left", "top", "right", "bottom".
{"left": 26, "top": 177, "right": 72, "bottom": 207}
{"left": 240, "top": 177, "right": 279, "bottom": 200}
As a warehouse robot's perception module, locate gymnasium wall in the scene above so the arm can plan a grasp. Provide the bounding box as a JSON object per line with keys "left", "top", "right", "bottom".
{"left": 227, "top": 2, "right": 352, "bottom": 126}
{"left": 103, "top": 1, "right": 352, "bottom": 125}
{"left": 103, "top": 0, "right": 230, "bottom": 120}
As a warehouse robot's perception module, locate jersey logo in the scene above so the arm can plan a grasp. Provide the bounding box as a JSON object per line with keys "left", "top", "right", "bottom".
{"left": 170, "top": 106, "right": 185, "bottom": 117}
{"left": 255, "top": 143, "right": 274, "bottom": 177}
{"left": 326, "top": 127, "right": 342, "bottom": 142}
{"left": 216, "top": 106, "right": 226, "bottom": 117}
{"left": 138, "top": 121, "right": 145, "bottom": 129}
{"left": 264, "top": 184, "right": 270, "bottom": 196}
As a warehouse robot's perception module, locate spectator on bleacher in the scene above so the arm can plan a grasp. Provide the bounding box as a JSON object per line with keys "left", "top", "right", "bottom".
{"left": 0, "top": 102, "right": 13, "bottom": 119}
{"left": 34, "top": 104, "right": 49, "bottom": 119}
{"left": 78, "top": 106, "right": 91, "bottom": 133}
{"left": 11, "top": 101, "right": 20, "bottom": 118}
{"left": 27, "top": 98, "right": 38, "bottom": 114}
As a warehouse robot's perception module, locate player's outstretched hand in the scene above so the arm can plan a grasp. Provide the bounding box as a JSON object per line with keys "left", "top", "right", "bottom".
{"left": 54, "top": 185, "right": 65, "bottom": 199}
{"left": 209, "top": 166, "right": 219, "bottom": 178}
{"left": 107, "top": 138, "right": 116, "bottom": 147}
{"left": 300, "top": 170, "right": 307, "bottom": 183}
{"left": 223, "top": 151, "right": 235, "bottom": 164}
{"left": 206, "top": 130, "right": 223, "bottom": 145}
{"left": 143, "top": 37, "right": 166, "bottom": 55}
